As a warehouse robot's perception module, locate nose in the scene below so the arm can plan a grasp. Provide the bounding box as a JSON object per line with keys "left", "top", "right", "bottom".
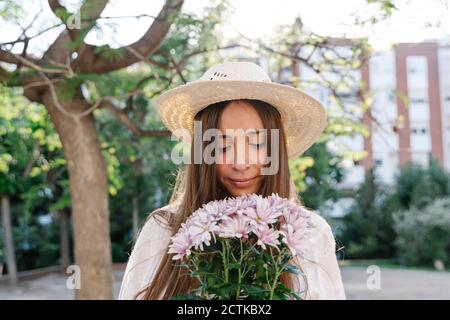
{"left": 231, "top": 137, "right": 251, "bottom": 171}
{"left": 231, "top": 162, "right": 251, "bottom": 171}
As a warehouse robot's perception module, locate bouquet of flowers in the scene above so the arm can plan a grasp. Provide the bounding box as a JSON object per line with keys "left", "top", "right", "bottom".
{"left": 168, "top": 193, "right": 315, "bottom": 300}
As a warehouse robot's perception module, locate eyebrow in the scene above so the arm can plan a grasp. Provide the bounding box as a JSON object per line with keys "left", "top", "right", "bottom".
{"left": 220, "top": 129, "right": 264, "bottom": 138}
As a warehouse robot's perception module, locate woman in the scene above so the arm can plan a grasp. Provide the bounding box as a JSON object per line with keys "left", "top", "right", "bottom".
{"left": 118, "top": 61, "right": 346, "bottom": 300}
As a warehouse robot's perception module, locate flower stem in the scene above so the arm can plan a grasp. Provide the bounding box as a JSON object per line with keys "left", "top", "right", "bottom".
{"left": 222, "top": 240, "right": 229, "bottom": 283}
{"left": 268, "top": 248, "right": 282, "bottom": 300}
{"left": 235, "top": 239, "right": 243, "bottom": 299}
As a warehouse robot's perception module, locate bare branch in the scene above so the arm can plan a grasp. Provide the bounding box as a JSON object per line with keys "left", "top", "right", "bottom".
{"left": 10, "top": 4, "right": 44, "bottom": 50}
{"left": 0, "top": 23, "right": 65, "bottom": 47}
{"left": 157, "top": 49, "right": 187, "bottom": 84}
{"left": 100, "top": 100, "right": 171, "bottom": 137}
{"left": 73, "top": 0, "right": 184, "bottom": 73}
{"left": 177, "top": 44, "right": 240, "bottom": 66}
{"left": 0, "top": 49, "right": 66, "bottom": 74}
{"left": 95, "top": 14, "right": 157, "bottom": 20}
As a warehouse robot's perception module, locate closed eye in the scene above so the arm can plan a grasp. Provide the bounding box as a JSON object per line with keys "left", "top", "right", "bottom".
{"left": 221, "top": 145, "right": 232, "bottom": 152}
{"left": 250, "top": 142, "right": 266, "bottom": 149}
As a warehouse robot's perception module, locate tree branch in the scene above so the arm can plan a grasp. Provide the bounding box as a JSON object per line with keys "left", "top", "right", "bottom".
{"left": 0, "top": 48, "right": 43, "bottom": 67}
{"left": 44, "top": 0, "right": 109, "bottom": 65}
{"left": 99, "top": 100, "right": 171, "bottom": 137}
{"left": 73, "top": 0, "right": 184, "bottom": 73}
{"left": 0, "top": 23, "right": 65, "bottom": 47}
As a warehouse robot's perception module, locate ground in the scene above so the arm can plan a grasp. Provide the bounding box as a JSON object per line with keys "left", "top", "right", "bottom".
{"left": 1, "top": 266, "right": 450, "bottom": 299}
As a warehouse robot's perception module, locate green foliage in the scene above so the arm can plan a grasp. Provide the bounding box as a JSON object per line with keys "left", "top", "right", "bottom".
{"left": 393, "top": 197, "right": 450, "bottom": 267}
{"left": 294, "top": 142, "right": 345, "bottom": 209}
{"left": 392, "top": 159, "right": 450, "bottom": 210}
{"left": 367, "top": 0, "right": 398, "bottom": 17}
{"left": 57, "top": 73, "right": 105, "bottom": 102}
{"left": 53, "top": 7, "right": 71, "bottom": 23}
{"left": 0, "top": 85, "right": 61, "bottom": 194}
{"left": 94, "top": 45, "right": 125, "bottom": 62}
{"left": 341, "top": 168, "right": 396, "bottom": 259}
{"left": 0, "top": 0, "right": 23, "bottom": 21}
{"left": 342, "top": 158, "right": 450, "bottom": 262}
{"left": 97, "top": 108, "right": 179, "bottom": 261}
{"left": 0, "top": 84, "right": 71, "bottom": 271}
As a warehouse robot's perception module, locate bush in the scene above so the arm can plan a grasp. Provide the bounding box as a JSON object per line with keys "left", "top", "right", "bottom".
{"left": 341, "top": 168, "right": 397, "bottom": 259}
{"left": 341, "top": 158, "right": 450, "bottom": 261}
{"left": 393, "top": 197, "right": 450, "bottom": 267}
{"left": 393, "top": 159, "right": 450, "bottom": 210}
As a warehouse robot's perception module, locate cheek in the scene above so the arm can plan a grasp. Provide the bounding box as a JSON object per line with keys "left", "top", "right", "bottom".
{"left": 248, "top": 146, "right": 268, "bottom": 166}
{"left": 215, "top": 164, "right": 228, "bottom": 181}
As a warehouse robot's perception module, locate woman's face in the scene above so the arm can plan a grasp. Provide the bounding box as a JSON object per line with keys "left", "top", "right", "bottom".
{"left": 215, "top": 101, "right": 267, "bottom": 197}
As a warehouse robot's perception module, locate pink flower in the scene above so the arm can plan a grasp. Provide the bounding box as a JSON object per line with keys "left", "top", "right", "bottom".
{"left": 218, "top": 214, "right": 251, "bottom": 238}
{"left": 168, "top": 193, "right": 315, "bottom": 260}
{"left": 222, "top": 195, "right": 256, "bottom": 216}
{"left": 281, "top": 208, "right": 308, "bottom": 230}
{"left": 267, "top": 193, "right": 286, "bottom": 210}
{"left": 188, "top": 211, "right": 220, "bottom": 250}
{"left": 280, "top": 224, "right": 308, "bottom": 256}
{"left": 168, "top": 231, "right": 193, "bottom": 260}
{"left": 246, "top": 195, "right": 282, "bottom": 230}
{"left": 201, "top": 199, "right": 227, "bottom": 221}
{"left": 254, "top": 225, "right": 280, "bottom": 250}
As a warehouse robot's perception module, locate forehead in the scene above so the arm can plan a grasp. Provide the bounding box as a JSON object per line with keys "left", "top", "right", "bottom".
{"left": 219, "top": 101, "right": 264, "bottom": 132}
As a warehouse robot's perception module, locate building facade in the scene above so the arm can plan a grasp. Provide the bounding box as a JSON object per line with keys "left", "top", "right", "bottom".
{"left": 288, "top": 41, "right": 450, "bottom": 191}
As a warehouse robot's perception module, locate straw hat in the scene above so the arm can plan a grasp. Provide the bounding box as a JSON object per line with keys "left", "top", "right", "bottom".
{"left": 156, "top": 61, "right": 327, "bottom": 159}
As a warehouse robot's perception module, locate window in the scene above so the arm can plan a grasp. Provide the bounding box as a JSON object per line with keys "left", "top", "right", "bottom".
{"left": 388, "top": 92, "right": 396, "bottom": 103}
{"left": 410, "top": 98, "right": 427, "bottom": 104}
{"left": 411, "top": 127, "right": 428, "bottom": 135}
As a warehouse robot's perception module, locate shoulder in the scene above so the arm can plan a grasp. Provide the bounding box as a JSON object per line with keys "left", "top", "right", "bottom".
{"left": 302, "top": 208, "right": 336, "bottom": 257}
{"left": 134, "top": 201, "right": 180, "bottom": 245}
{"left": 309, "top": 209, "right": 333, "bottom": 235}
{"left": 300, "top": 206, "right": 333, "bottom": 232}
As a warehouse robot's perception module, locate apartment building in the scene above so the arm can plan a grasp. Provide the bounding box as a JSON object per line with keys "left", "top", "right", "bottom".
{"left": 278, "top": 41, "right": 450, "bottom": 192}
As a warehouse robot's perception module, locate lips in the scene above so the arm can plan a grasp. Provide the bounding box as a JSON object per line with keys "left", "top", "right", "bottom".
{"left": 229, "top": 176, "right": 258, "bottom": 188}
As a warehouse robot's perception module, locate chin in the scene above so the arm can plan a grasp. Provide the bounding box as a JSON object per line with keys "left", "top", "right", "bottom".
{"left": 229, "top": 187, "right": 259, "bottom": 197}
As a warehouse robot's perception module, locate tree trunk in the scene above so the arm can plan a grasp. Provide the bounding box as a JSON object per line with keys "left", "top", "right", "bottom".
{"left": 59, "top": 209, "right": 70, "bottom": 269}
{"left": 41, "top": 91, "right": 113, "bottom": 299}
{"left": 1, "top": 194, "right": 18, "bottom": 286}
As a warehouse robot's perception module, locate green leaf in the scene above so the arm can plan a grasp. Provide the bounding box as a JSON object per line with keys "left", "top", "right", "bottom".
{"left": 94, "top": 45, "right": 124, "bottom": 62}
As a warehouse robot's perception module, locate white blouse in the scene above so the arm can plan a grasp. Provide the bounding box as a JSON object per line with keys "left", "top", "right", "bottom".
{"left": 118, "top": 202, "right": 346, "bottom": 300}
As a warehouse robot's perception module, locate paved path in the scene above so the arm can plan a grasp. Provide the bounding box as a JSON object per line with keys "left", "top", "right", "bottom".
{"left": 341, "top": 266, "right": 450, "bottom": 299}
{"left": 0, "top": 270, "right": 124, "bottom": 300}
{"left": 1, "top": 266, "right": 449, "bottom": 299}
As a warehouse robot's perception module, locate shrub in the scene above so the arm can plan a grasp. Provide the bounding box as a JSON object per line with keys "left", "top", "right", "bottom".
{"left": 341, "top": 168, "right": 396, "bottom": 259}
{"left": 393, "top": 159, "right": 450, "bottom": 210}
{"left": 393, "top": 197, "right": 450, "bottom": 267}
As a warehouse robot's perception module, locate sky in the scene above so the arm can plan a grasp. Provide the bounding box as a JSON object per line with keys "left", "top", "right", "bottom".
{"left": 1, "top": 0, "right": 449, "bottom": 55}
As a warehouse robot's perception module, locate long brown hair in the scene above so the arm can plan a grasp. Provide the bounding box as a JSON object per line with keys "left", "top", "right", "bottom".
{"left": 138, "top": 99, "right": 304, "bottom": 299}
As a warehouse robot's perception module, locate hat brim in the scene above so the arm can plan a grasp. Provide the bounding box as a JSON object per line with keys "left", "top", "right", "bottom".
{"left": 156, "top": 80, "right": 327, "bottom": 159}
